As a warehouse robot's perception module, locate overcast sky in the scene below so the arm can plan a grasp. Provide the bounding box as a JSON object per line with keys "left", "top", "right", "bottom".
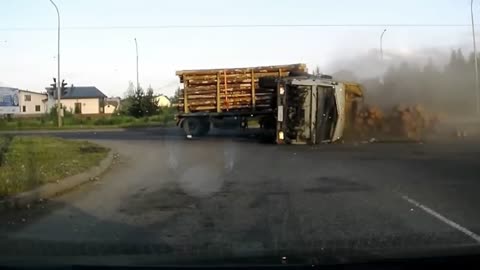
{"left": 0, "top": 0, "right": 478, "bottom": 97}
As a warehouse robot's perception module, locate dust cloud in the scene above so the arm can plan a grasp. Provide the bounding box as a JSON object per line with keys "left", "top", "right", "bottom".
{"left": 325, "top": 48, "right": 479, "bottom": 120}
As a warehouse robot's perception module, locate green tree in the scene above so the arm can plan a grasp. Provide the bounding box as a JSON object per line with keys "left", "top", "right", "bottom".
{"left": 170, "top": 87, "right": 182, "bottom": 104}
{"left": 119, "top": 82, "right": 135, "bottom": 115}
{"left": 128, "top": 87, "right": 146, "bottom": 117}
{"left": 124, "top": 81, "right": 135, "bottom": 98}
{"left": 144, "top": 85, "right": 159, "bottom": 116}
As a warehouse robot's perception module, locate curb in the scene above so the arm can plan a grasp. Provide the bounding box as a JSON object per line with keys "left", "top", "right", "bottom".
{"left": 0, "top": 150, "right": 115, "bottom": 211}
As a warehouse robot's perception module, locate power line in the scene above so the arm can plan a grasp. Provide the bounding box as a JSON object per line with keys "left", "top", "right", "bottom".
{"left": 0, "top": 24, "right": 477, "bottom": 31}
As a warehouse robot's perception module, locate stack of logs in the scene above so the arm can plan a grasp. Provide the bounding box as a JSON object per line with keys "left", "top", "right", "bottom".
{"left": 353, "top": 105, "right": 438, "bottom": 141}
{"left": 353, "top": 106, "right": 385, "bottom": 139}
{"left": 176, "top": 64, "right": 307, "bottom": 113}
{"left": 386, "top": 105, "right": 438, "bottom": 140}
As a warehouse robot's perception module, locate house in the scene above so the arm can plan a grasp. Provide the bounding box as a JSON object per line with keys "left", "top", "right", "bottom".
{"left": 46, "top": 86, "right": 108, "bottom": 114}
{"left": 0, "top": 87, "right": 48, "bottom": 115}
{"left": 104, "top": 97, "right": 121, "bottom": 114}
{"left": 155, "top": 95, "right": 171, "bottom": 107}
{"left": 18, "top": 90, "right": 48, "bottom": 115}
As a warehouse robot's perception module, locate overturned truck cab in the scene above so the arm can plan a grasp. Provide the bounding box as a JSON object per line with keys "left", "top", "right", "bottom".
{"left": 260, "top": 76, "right": 345, "bottom": 144}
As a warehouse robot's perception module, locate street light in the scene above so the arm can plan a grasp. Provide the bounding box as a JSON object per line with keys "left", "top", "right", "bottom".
{"left": 49, "top": 0, "right": 62, "bottom": 127}
{"left": 134, "top": 38, "right": 139, "bottom": 91}
{"left": 380, "top": 29, "right": 387, "bottom": 61}
{"left": 379, "top": 29, "right": 387, "bottom": 84}
{"left": 471, "top": 0, "right": 480, "bottom": 115}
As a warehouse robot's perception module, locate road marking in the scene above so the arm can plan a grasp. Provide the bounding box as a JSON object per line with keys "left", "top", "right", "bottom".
{"left": 401, "top": 194, "right": 480, "bottom": 244}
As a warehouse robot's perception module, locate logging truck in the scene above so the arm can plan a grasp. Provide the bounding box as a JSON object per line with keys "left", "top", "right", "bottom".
{"left": 175, "top": 64, "right": 363, "bottom": 144}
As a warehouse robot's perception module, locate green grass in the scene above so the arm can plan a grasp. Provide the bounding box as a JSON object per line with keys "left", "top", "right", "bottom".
{"left": 0, "top": 114, "right": 176, "bottom": 131}
{"left": 0, "top": 136, "right": 109, "bottom": 198}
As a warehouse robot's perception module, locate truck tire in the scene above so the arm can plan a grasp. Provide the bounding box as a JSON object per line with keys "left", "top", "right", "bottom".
{"left": 183, "top": 117, "right": 202, "bottom": 137}
{"left": 183, "top": 117, "right": 210, "bottom": 137}
{"left": 199, "top": 119, "right": 211, "bottom": 136}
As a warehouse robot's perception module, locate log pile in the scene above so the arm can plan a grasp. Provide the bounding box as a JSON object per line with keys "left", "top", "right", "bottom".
{"left": 176, "top": 64, "right": 307, "bottom": 113}
{"left": 351, "top": 105, "right": 438, "bottom": 141}
{"left": 385, "top": 105, "right": 437, "bottom": 140}
{"left": 353, "top": 106, "right": 385, "bottom": 138}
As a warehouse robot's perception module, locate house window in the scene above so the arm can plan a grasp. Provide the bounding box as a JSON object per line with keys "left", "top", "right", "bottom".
{"left": 24, "top": 95, "right": 31, "bottom": 102}
{"left": 22, "top": 106, "right": 26, "bottom": 112}
{"left": 35, "top": 105, "right": 41, "bottom": 112}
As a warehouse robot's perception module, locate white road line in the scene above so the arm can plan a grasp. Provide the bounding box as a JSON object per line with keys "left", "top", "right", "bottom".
{"left": 401, "top": 194, "right": 480, "bottom": 244}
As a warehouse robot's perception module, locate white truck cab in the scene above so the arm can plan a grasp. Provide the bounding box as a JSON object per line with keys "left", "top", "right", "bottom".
{"left": 274, "top": 77, "right": 345, "bottom": 144}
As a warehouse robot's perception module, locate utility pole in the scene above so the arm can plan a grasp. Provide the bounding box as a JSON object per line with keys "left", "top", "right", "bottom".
{"left": 471, "top": 0, "right": 480, "bottom": 115}
{"left": 134, "top": 38, "right": 139, "bottom": 91}
{"left": 49, "top": 0, "right": 62, "bottom": 126}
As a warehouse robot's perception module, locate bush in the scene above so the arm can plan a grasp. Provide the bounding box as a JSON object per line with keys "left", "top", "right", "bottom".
{"left": 93, "top": 117, "right": 114, "bottom": 126}
{"left": 148, "top": 115, "right": 162, "bottom": 122}
{"left": 63, "top": 116, "right": 82, "bottom": 125}
{"left": 123, "top": 116, "right": 135, "bottom": 123}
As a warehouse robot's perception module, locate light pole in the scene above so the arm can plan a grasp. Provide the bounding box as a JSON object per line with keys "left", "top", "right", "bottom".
{"left": 134, "top": 38, "right": 139, "bottom": 91}
{"left": 380, "top": 29, "right": 387, "bottom": 61}
{"left": 379, "top": 29, "right": 387, "bottom": 84}
{"left": 49, "top": 0, "right": 62, "bottom": 127}
{"left": 471, "top": 0, "right": 480, "bottom": 115}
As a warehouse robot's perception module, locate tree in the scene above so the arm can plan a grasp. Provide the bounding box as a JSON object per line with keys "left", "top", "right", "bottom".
{"left": 170, "top": 87, "right": 182, "bottom": 104}
{"left": 446, "top": 49, "right": 467, "bottom": 73}
{"left": 128, "top": 87, "right": 146, "bottom": 117}
{"left": 456, "top": 49, "right": 466, "bottom": 67}
{"left": 144, "top": 85, "right": 159, "bottom": 116}
{"left": 124, "top": 81, "right": 135, "bottom": 98}
{"left": 313, "top": 66, "right": 321, "bottom": 75}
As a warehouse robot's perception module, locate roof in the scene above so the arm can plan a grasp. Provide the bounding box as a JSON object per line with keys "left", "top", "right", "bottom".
{"left": 45, "top": 86, "right": 107, "bottom": 99}
{"left": 105, "top": 100, "right": 119, "bottom": 106}
{"left": 19, "top": 89, "right": 47, "bottom": 96}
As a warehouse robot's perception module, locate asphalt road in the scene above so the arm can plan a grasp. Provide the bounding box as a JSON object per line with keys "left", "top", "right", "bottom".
{"left": 0, "top": 127, "right": 480, "bottom": 264}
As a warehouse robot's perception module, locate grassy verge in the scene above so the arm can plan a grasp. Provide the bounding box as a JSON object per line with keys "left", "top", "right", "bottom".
{"left": 0, "top": 136, "right": 109, "bottom": 198}
{"left": 0, "top": 115, "right": 176, "bottom": 131}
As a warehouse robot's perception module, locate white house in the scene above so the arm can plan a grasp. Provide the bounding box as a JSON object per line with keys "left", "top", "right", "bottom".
{"left": 0, "top": 87, "right": 48, "bottom": 115}
{"left": 104, "top": 97, "right": 121, "bottom": 114}
{"left": 46, "top": 86, "right": 108, "bottom": 114}
{"left": 155, "top": 95, "right": 171, "bottom": 107}
{"left": 18, "top": 90, "right": 48, "bottom": 115}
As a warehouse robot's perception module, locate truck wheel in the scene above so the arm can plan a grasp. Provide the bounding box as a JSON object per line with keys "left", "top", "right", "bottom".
{"left": 183, "top": 118, "right": 202, "bottom": 137}
{"left": 199, "top": 119, "right": 211, "bottom": 136}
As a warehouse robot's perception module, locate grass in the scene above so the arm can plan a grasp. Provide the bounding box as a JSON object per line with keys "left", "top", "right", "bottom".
{"left": 0, "top": 113, "right": 176, "bottom": 131}
{"left": 0, "top": 136, "right": 109, "bottom": 198}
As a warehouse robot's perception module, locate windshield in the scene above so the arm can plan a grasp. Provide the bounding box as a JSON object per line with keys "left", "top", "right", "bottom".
{"left": 1, "top": 0, "right": 480, "bottom": 266}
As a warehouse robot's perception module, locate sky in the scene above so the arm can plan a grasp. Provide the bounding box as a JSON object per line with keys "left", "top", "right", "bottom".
{"left": 0, "top": 0, "right": 478, "bottom": 97}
